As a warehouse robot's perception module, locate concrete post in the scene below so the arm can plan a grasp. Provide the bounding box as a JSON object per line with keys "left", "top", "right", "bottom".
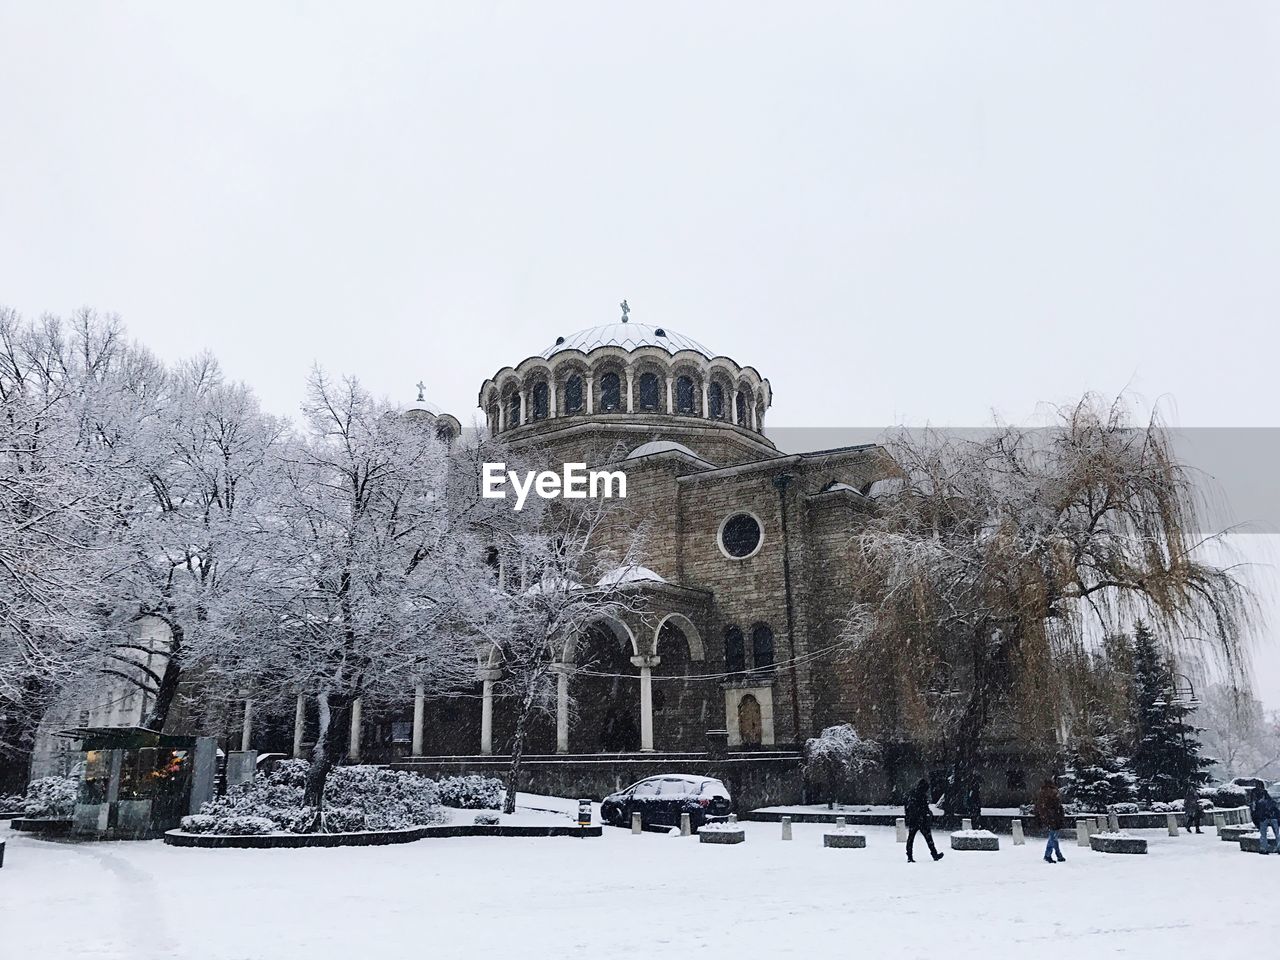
{"left": 896, "top": 817, "right": 907, "bottom": 843}
{"left": 348, "top": 697, "right": 362, "bottom": 761}
{"left": 1167, "top": 813, "right": 1180, "bottom": 836}
{"left": 1011, "top": 819, "right": 1025, "bottom": 845}
{"left": 240, "top": 697, "right": 253, "bottom": 752}
{"left": 835, "top": 816, "right": 847, "bottom": 828}
{"left": 632, "top": 811, "right": 642, "bottom": 834}
{"left": 1108, "top": 812, "right": 1120, "bottom": 833}
{"left": 729, "top": 813, "right": 738, "bottom": 824}
{"left": 411, "top": 682, "right": 426, "bottom": 756}
{"left": 1095, "top": 817, "right": 1106, "bottom": 835}
{"left": 962, "top": 818, "right": 973, "bottom": 832}
{"left": 680, "top": 813, "right": 691, "bottom": 837}
{"left": 292, "top": 693, "right": 306, "bottom": 758}
{"left": 1076, "top": 819, "right": 1090, "bottom": 846}
{"left": 631, "top": 655, "right": 660, "bottom": 753}
{"left": 781, "top": 817, "right": 793, "bottom": 840}
{"left": 1214, "top": 812, "right": 1226, "bottom": 834}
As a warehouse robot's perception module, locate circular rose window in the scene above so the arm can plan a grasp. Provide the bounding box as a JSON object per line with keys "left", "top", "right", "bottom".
{"left": 718, "top": 512, "right": 763, "bottom": 559}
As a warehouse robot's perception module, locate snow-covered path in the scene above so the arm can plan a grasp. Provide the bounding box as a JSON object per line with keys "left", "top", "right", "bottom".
{"left": 3, "top": 819, "right": 1273, "bottom": 960}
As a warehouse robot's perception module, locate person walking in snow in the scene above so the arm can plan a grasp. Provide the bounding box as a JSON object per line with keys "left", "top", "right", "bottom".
{"left": 1250, "top": 785, "right": 1280, "bottom": 855}
{"left": 904, "top": 778, "right": 944, "bottom": 863}
{"left": 1034, "top": 780, "right": 1067, "bottom": 863}
{"left": 1183, "top": 786, "right": 1204, "bottom": 834}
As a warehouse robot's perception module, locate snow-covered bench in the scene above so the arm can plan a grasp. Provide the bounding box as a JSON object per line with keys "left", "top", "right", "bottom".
{"left": 951, "top": 829, "right": 999, "bottom": 851}
{"left": 1089, "top": 832, "right": 1147, "bottom": 854}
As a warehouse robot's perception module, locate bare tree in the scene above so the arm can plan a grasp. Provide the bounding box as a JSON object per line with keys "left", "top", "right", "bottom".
{"left": 842, "top": 396, "right": 1254, "bottom": 816}
{"left": 1199, "top": 683, "right": 1280, "bottom": 778}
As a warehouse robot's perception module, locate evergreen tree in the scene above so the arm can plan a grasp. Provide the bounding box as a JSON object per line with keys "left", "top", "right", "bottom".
{"left": 1061, "top": 714, "right": 1135, "bottom": 811}
{"left": 1128, "top": 622, "right": 1214, "bottom": 802}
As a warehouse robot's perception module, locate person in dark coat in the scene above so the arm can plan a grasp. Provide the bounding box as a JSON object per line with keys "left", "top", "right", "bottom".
{"left": 1250, "top": 786, "right": 1280, "bottom": 855}
{"left": 1183, "top": 786, "right": 1204, "bottom": 834}
{"left": 1033, "top": 780, "right": 1066, "bottom": 863}
{"left": 904, "top": 778, "right": 944, "bottom": 863}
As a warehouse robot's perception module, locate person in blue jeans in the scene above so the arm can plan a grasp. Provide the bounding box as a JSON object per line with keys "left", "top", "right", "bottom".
{"left": 1034, "top": 780, "right": 1066, "bottom": 863}
{"left": 1251, "top": 787, "right": 1280, "bottom": 854}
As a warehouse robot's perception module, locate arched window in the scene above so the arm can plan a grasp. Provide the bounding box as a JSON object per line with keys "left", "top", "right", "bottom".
{"left": 675, "top": 375, "right": 695, "bottom": 414}
{"left": 531, "top": 381, "right": 549, "bottom": 420}
{"left": 436, "top": 423, "right": 454, "bottom": 445}
{"left": 735, "top": 390, "right": 748, "bottom": 426}
{"left": 751, "top": 623, "right": 774, "bottom": 670}
{"left": 600, "top": 372, "right": 621, "bottom": 411}
{"left": 506, "top": 391, "right": 521, "bottom": 427}
{"left": 564, "top": 374, "right": 584, "bottom": 414}
{"left": 487, "top": 403, "right": 499, "bottom": 433}
{"left": 709, "top": 382, "right": 725, "bottom": 419}
{"left": 638, "top": 372, "right": 660, "bottom": 411}
{"left": 724, "top": 625, "right": 745, "bottom": 673}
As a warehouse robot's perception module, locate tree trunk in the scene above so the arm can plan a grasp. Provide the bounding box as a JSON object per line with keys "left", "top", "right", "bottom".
{"left": 303, "top": 691, "right": 353, "bottom": 830}
{"left": 142, "top": 622, "right": 185, "bottom": 731}
{"left": 945, "top": 632, "right": 993, "bottom": 820}
{"left": 504, "top": 692, "right": 533, "bottom": 815}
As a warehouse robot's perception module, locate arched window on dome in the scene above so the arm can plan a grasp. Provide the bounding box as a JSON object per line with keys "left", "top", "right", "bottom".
{"left": 600, "top": 372, "right": 621, "bottom": 412}
{"left": 638, "top": 372, "right": 660, "bottom": 412}
{"left": 564, "top": 374, "right": 584, "bottom": 414}
{"left": 735, "top": 390, "right": 748, "bottom": 426}
{"left": 675, "top": 375, "right": 695, "bottom": 414}
{"left": 724, "top": 625, "right": 746, "bottom": 674}
{"left": 531, "top": 381, "right": 549, "bottom": 420}
{"left": 708, "top": 382, "right": 725, "bottom": 420}
{"left": 436, "top": 423, "right": 455, "bottom": 445}
{"left": 751, "top": 622, "right": 774, "bottom": 671}
{"left": 505, "top": 390, "right": 521, "bottom": 428}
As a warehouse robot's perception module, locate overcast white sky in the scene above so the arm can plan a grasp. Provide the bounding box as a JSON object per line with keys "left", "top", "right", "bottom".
{"left": 1, "top": 2, "right": 1277, "bottom": 704}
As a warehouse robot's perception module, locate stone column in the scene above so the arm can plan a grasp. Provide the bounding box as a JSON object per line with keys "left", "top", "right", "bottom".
{"left": 665, "top": 376, "right": 674, "bottom": 413}
{"left": 701, "top": 380, "right": 710, "bottom": 418}
{"left": 240, "top": 696, "right": 253, "bottom": 752}
{"left": 585, "top": 376, "right": 594, "bottom": 414}
{"left": 479, "top": 667, "right": 502, "bottom": 756}
{"left": 348, "top": 697, "right": 362, "bottom": 761}
{"left": 631, "top": 655, "right": 660, "bottom": 753}
{"left": 292, "top": 693, "right": 306, "bottom": 758}
{"left": 497, "top": 401, "right": 505, "bottom": 433}
{"left": 518, "top": 389, "right": 528, "bottom": 425}
{"left": 625, "top": 369, "right": 634, "bottom": 413}
{"left": 412, "top": 681, "right": 426, "bottom": 756}
{"left": 554, "top": 664, "right": 570, "bottom": 754}
{"left": 548, "top": 379, "right": 557, "bottom": 418}
{"left": 750, "top": 397, "right": 758, "bottom": 431}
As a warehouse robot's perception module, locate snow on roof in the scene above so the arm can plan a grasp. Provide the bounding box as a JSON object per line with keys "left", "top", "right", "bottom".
{"left": 543, "top": 322, "right": 714, "bottom": 359}
{"left": 822, "top": 481, "right": 861, "bottom": 494}
{"left": 597, "top": 565, "right": 667, "bottom": 586}
{"left": 625, "top": 440, "right": 702, "bottom": 461}
{"left": 524, "top": 574, "right": 584, "bottom": 596}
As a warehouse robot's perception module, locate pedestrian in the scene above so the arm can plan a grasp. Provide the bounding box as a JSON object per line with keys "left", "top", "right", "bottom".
{"left": 1183, "top": 786, "right": 1204, "bottom": 834}
{"left": 1033, "top": 780, "right": 1067, "bottom": 864}
{"left": 904, "top": 777, "right": 944, "bottom": 863}
{"left": 1250, "top": 786, "right": 1280, "bottom": 855}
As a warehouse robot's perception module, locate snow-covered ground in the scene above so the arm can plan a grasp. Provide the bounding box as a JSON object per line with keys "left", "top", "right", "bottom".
{"left": 4, "top": 812, "right": 1274, "bottom": 960}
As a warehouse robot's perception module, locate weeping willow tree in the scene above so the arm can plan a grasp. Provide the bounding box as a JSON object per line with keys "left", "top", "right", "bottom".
{"left": 842, "top": 395, "right": 1255, "bottom": 816}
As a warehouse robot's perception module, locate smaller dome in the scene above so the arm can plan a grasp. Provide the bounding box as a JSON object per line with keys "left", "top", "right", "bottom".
{"left": 597, "top": 565, "right": 667, "bottom": 587}
{"left": 625, "top": 440, "right": 704, "bottom": 461}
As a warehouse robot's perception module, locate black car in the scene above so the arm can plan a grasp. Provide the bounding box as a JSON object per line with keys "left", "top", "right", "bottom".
{"left": 600, "top": 774, "right": 733, "bottom": 829}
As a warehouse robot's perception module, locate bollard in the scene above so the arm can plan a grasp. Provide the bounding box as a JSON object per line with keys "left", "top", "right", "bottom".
{"left": 1076, "top": 819, "right": 1090, "bottom": 846}
{"left": 961, "top": 818, "right": 973, "bottom": 832}
{"left": 781, "top": 817, "right": 793, "bottom": 841}
{"left": 1095, "top": 817, "right": 1106, "bottom": 835}
{"left": 896, "top": 817, "right": 907, "bottom": 843}
{"left": 1108, "top": 812, "right": 1120, "bottom": 833}
{"left": 0, "top": 837, "right": 5, "bottom": 869}
{"left": 631, "top": 812, "right": 642, "bottom": 835}
{"left": 1011, "top": 819, "right": 1025, "bottom": 845}
{"left": 1214, "top": 812, "right": 1226, "bottom": 835}
{"left": 1167, "top": 813, "right": 1179, "bottom": 837}
{"left": 680, "top": 813, "right": 691, "bottom": 837}
{"left": 835, "top": 816, "right": 847, "bottom": 828}
{"left": 729, "top": 813, "right": 738, "bottom": 825}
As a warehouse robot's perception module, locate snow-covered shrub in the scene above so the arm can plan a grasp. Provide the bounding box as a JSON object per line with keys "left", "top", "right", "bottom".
{"left": 473, "top": 812, "right": 500, "bottom": 826}
{"left": 1107, "top": 802, "right": 1140, "bottom": 815}
{"left": 803, "top": 724, "right": 880, "bottom": 809}
{"left": 196, "top": 761, "right": 444, "bottom": 833}
{"left": 179, "top": 814, "right": 276, "bottom": 835}
{"left": 1208, "top": 784, "right": 1248, "bottom": 809}
{"left": 0, "top": 792, "right": 26, "bottom": 812}
{"left": 436, "top": 774, "right": 504, "bottom": 810}
{"left": 1151, "top": 802, "right": 1174, "bottom": 813}
{"left": 22, "top": 775, "right": 78, "bottom": 819}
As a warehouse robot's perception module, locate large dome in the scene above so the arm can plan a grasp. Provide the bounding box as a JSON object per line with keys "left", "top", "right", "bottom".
{"left": 543, "top": 322, "right": 714, "bottom": 359}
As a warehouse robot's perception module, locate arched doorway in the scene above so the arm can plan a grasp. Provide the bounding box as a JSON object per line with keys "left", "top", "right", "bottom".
{"left": 571, "top": 621, "right": 639, "bottom": 753}
{"left": 738, "top": 694, "right": 763, "bottom": 747}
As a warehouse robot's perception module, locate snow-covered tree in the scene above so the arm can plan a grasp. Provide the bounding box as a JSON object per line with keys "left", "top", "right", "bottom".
{"left": 840, "top": 396, "right": 1254, "bottom": 818}
{"left": 1127, "top": 622, "right": 1214, "bottom": 801}
{"left": 1060, "top": 714, "right": 1135, "bottom": 811}
{"left": 1199, "top": 683, "right": 1280, "bottom": 780}
{"left": 804, "top": 723, "right": 880, "bottom": 808}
